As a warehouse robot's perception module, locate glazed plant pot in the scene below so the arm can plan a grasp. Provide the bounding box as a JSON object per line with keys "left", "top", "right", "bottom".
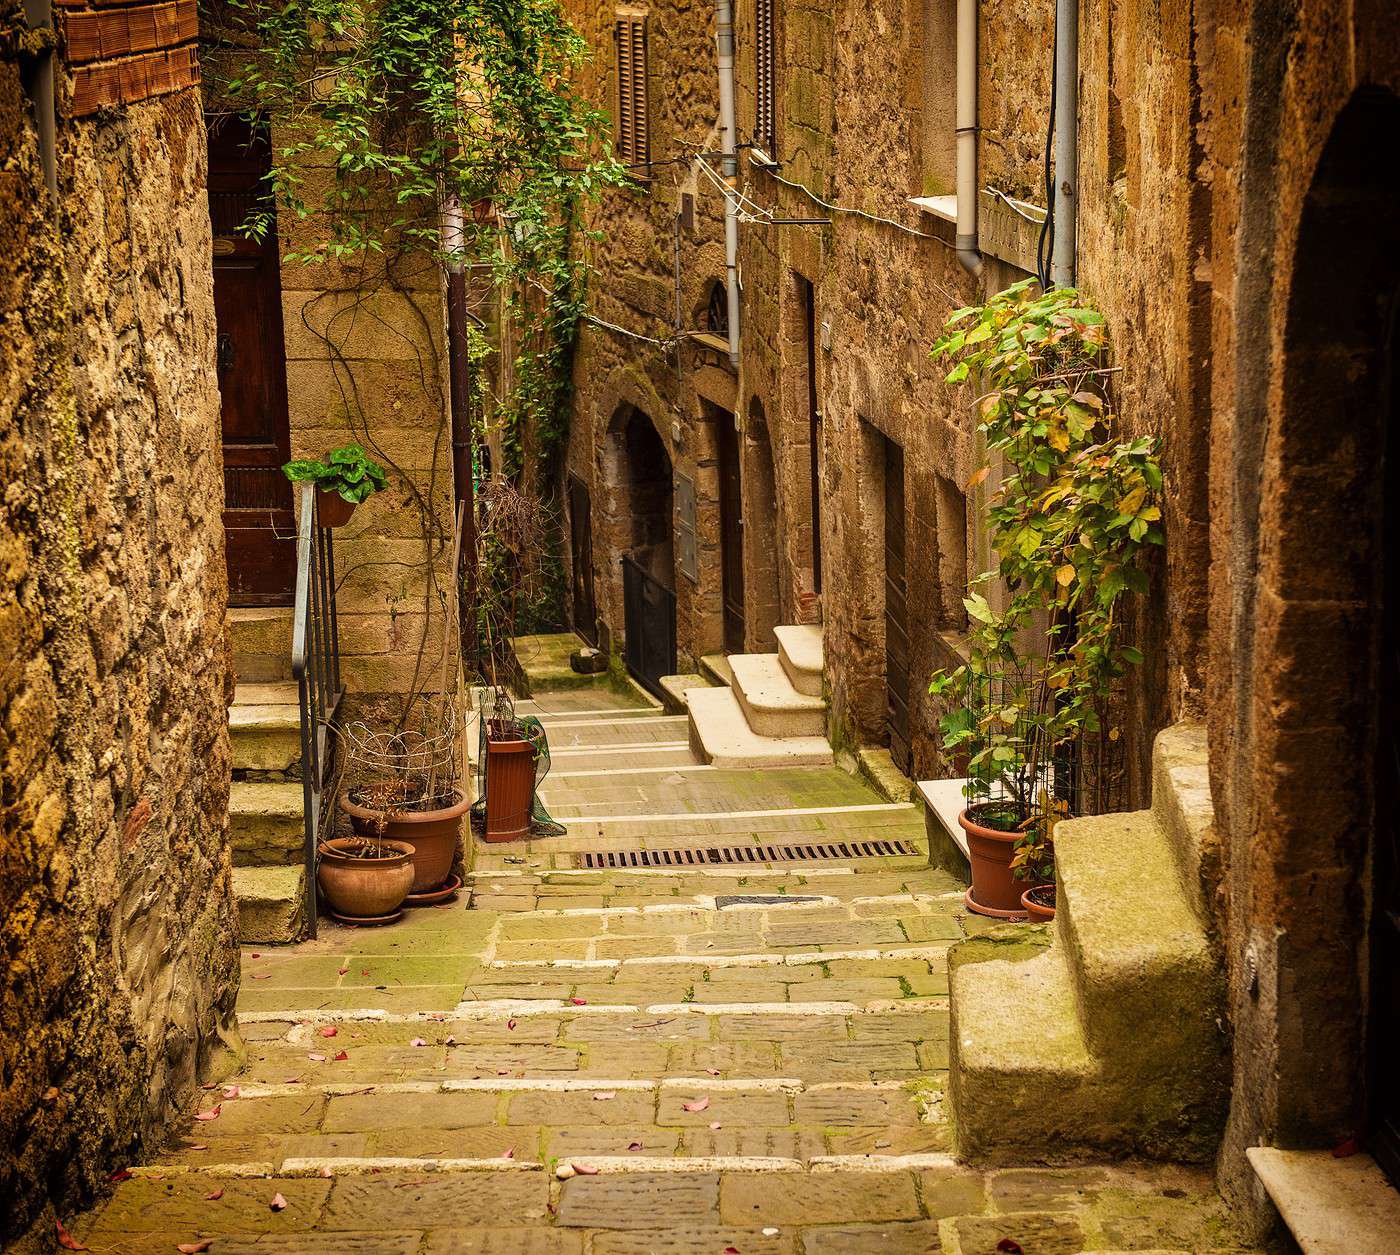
{"left": 1022, "top": 883, "right": 1056, "bottom": 923}
{"left": 340, "top": 789, "right": 469, "bottom": 893}
{"left": 959, "top": 807, "right": 1027, "bottom": 918}
{"left": 316, "top": 837, "right": 415, "bottom": 920}
{"left": 484, "top": 735, "right": 536, "bottom": 843}
{"left": 315, "top": 487, "right": 357, "bottom": 528}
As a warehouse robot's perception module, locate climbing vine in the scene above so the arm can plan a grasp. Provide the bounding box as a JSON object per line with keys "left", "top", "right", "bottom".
{"left": 929, "top": 280, "right": 1164, "bottom": 878}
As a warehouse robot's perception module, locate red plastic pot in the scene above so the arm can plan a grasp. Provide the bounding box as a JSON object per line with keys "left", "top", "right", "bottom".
{"left": 1022, "top": 884, "right": 1056, "bottom": 923}
{"left": 315, "top": 487, "right": 357, "bottom": 528}
{"left": 484, "top": 735, "right": 536, "bottom": 842}
{"left": 340, "top": 789, "right": 469, "bottom": 893}
{"left": 959, "top": 807, "right": 1028, "bottom": 918}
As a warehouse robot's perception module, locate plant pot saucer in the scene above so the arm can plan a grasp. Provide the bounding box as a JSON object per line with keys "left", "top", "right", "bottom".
{"left": 964, "top": 887, "right": 1029, "bottom": 921}
{"left": 405, "top": 874, "right": 461, "bottom": 907}
{"left": 327, "top": 907, "right": 404, "bottom": 927}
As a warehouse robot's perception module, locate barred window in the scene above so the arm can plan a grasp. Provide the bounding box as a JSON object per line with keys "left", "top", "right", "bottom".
{"left": 755, "top": 0, "right": 775, "bottom": 153}
{"left": 614, "top": 13, "right": 651, "bottom": 169}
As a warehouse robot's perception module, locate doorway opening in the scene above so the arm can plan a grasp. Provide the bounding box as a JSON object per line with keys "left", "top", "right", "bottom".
{"left": 745, "top": 397, "right": 782, "bottom": 643}
{"left": 207, "top": 114, "right": 295, "bottom": 606}
{"left": 567, "top": 473, "right": 598, "bottom": 646}
{"left": 797, "top": 274, "right": 822, "bottom": 600}
{"left": 881, "top": 435, "right": 911, "bottom": 774}
{"left": 709, "top": 402, "right": 746, "bottom": 653}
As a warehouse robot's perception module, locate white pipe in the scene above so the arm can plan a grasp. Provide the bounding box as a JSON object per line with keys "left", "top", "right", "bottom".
{"left": 954, "top": 0, "right": 982, "bottom": 276}
{"left": 1051, "top": 0, "right": 1078, "bottom": 287}
{"left": 715, "top": 0, "right": 741, "bottom": 365}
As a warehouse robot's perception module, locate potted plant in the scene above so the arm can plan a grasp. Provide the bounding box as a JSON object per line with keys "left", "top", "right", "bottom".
{"left": 316, "top": 833, "right": 416, "bottom": 923}
{"left": 283, "top": 443, "right": 388, "bottom": 528}
{"left": 928, "top": 280, "right": 1164, "bottom": 918}
{"left": 1014, "top": 813, "right": 1058, "bottom": 922}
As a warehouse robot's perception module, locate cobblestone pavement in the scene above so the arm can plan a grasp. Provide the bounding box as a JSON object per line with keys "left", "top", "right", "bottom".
{"left": 70, "top": 688, "right": 1267, "bottom": 1253}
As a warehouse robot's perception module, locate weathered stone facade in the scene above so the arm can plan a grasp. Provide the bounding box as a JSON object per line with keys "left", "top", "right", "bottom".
{"left": 1, "top": 16, "right": 240, "bottom": 1249}
{"left": 562, "top": 0, "right": 1400, "bottom": 1238}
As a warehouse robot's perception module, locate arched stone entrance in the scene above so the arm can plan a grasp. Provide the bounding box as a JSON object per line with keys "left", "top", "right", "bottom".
{"left": 603, "top": 403, "right": 676, "bottom": 693}
{"left": 1244, "top": 86, "right": 1400, "bottom": 1166}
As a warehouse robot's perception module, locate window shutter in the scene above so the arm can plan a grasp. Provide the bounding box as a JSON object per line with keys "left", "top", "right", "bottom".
{"left": 615, "top": 13, "right": 651, "bottom": 169}
{"left": 755, "top": 0, "right": 775, "bottom": 152}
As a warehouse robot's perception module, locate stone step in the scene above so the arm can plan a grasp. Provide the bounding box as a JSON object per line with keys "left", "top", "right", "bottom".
{"left": 1149, "top": 721, "right": 1214, "bottom": 918}
{"left": 658, "top": 672, "right": 712, "bottom": 713}
{"left": 729, "top": 653, "right": 827, "bottom": 738}
{"left": 230, "top": 780, "right": 305, "bottom": 866}
{"left": 230, "top": 681, "right": 302, "bottom": 773}
{"left": 686, "top": 686, "right": 833, "bottom": 770}
{"left": 233, "top": 864, "right": 307, "bottom": 944}
{"left": 774, "top": 624, "right": 823, "bottom": 697}
{"left": 699, "top": 653, "right": 736, "bottom": 688}
{"left": 228, "top": 606, "right": 294, "bottom": 683}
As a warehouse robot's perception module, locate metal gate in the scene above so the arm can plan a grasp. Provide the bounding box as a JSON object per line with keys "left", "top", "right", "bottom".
{"left": 622, "top": 555, "right": 676, "bottom": 700}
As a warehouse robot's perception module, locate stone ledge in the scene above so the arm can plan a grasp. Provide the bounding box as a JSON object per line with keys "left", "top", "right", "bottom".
{"left": 915, "top": 778, "right": 971, "bottom": 882}
{"left": 1248, "top": 1147, "right": 1400, "bottom": 1254}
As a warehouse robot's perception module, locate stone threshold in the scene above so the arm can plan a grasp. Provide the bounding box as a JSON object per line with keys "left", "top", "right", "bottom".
{"left": 1248, "top": 1147, "right": 1400, "bottom": 1254}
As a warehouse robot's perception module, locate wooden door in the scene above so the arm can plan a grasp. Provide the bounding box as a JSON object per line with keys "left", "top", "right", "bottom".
{"left": 568, "top": 473, "right": 598, "bottom": 646}
{"left": 208, "top": 116, "right": 295, "bottom": 606}
{"left": 716, "top": 410, "right": 746, "bottom": 652}
{"left": 802, "top": 276, "right": 823, "bottom": 595}
{"left": 884, "top": 436, "right": 912, "bottom": 774}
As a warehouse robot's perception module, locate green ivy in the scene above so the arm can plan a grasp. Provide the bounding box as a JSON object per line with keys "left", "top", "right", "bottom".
{"left": 929, "top": 280, "right": 1164, "bottom": 881}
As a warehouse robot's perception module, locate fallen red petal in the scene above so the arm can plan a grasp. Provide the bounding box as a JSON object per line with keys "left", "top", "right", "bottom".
{"left": 222, "top": 1085, "right": 240, "bottom": 1100}
{"left": 410, "top": 1037, "right": 427, "bottom": 1047}
{"left": 569, "top": 997, "right": 587, "bottom": 1006}
{"left": 681, "top": 1097, "right": 710, "bottom": 1113}
{"left": 204, "top": 1187, "right": 224, "bottom": 1200}
{"left": 306, "top": 1053, "right": 326, "bottom": 1062}
{"left": 627, "top": 1141, "right": 643, "bottom": 1151}
{"left": 177, "top": 1241, "right": 215, "bottom": 1253}
{"left": 501, "top": 1147, "right": 514, "bottom": 1159}
{"left": 319, "top": 1026, "right": 338, "bottom": 1038}
{"left": 332, "top": 1050, "right": 348, "bottom": 1061}
{"left": 571, "top": 1162, "right": 600, "bottom": 1175}
{"left": 269, "top": 1192, "right": 288, "bottom": 1211}
{"left": 593, "top": 1091, "right": 616, "bottom": 1101}
{"left": 55, "top": 1219, "right": 88, "bottom": 1250}
{"left": 995, "top": 1242, "right": 1024, "bottom": 1254}
{"left": 507, "top": 1019, "right": 517, "bottom": 1031}
{"left": 724, "top": 1248, "right": 740, "bottom": 1254}
{"left": 1332, "top": 1136, "right": 1360, "bottom": 1158}
{"left": 107, "top": 1168, "right": 132, "bottom": 1183}
{"left": 704, "top": 1068, "right": 721, "bottom": 1076}
{"left": 337, "top": 967, "right": 349, "bottom": 975}
{"left": 187, "top": 1144, "right": 208, "bottom": 1151}
{"left": 194, "top": 1105, "right": 221, "bottom": 1121}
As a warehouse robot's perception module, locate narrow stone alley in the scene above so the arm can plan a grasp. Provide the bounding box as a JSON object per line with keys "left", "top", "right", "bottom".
{"left": 69, "top": 686, "right": 1260, "bottom": 1253}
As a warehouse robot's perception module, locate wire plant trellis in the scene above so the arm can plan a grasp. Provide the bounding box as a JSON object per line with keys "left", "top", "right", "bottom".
{"left": 468, "top": 687, "right": 566, "bottom": 837}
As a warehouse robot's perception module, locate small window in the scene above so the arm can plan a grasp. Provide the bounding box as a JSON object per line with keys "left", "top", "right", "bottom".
{"left": 755, "top": 0, "right": 776, "bottom": 154}
{"left": 614, "top": 12, "right": 651, "bottom": 169}
{"left": 920, "top": 0, "right": 957, "bottom": 196}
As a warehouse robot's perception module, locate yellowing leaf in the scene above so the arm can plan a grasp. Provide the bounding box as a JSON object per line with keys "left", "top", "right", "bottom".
{"left": 966, "top": 465, "right": 991, "bottom": 491}
{"left": 1056, "top": 564, "right": 1075, "bottom": 587}
{"left": 1116, "top": 485, "right": 1147, "bottom": 515}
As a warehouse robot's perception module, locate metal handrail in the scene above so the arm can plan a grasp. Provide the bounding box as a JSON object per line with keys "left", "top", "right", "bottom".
{"left": 291, "top": 485, "right": 342, "bottom": 939}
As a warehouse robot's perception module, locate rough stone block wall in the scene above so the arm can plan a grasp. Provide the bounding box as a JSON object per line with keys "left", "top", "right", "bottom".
{"left": 0, "top": 32, "right": 239, "bottom": 1251}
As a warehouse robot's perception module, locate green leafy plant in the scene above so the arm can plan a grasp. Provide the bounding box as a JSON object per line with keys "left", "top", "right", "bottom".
{"left": 283, "top": 443, "right": 389, "bottom": 503}
{"left": 929, "top": 279, "right": 1165, "bottom": 882}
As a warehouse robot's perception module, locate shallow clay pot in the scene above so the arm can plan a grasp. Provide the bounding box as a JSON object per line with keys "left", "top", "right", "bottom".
{"left": 959, "top": 807, "right": 1027, "bottom": 918}
{"left": 316, "top": 837, "right": 415, "bottom": 919}
{"left": 340, "top": 789, "right": 469, "bottom": 893}
{"left": 1022, "top": 884, "right": 1056, "bottom": 923}
{"left": 315, "top": 487, "right": 357, "bottom": 528}
{"left": 484, "top": 735, "right": 536, "bottom": 843}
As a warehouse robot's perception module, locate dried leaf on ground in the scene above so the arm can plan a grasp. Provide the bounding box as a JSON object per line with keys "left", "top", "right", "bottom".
{"left": 681, "top": 1097, "right": 710, "bottom": 1113}
{"left": 269, "top": 1192, "right": 288, "bottom": 1212}
{"left": 204, "top": 1188, "right": 224, "bottom": 1201}
{"left": 55, "top": 1219, "right": 88, "bottom": 1250}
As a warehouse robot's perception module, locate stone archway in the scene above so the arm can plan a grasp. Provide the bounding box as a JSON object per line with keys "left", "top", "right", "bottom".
{"left": 744, "top": 397, "right": 782, "bottom": 648}
{"left": 1246, "top": 86, "right": 1400, "bottom": 1159}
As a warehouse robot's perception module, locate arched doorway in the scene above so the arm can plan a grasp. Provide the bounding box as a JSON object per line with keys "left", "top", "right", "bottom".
{"left": 605, "top": 404, "right": 675, "bottom": 696}
{"left": 1257, "top": 86, "right": 1400, "bottom": 1169}
{"left": 745, "top": 397, "right": 782, "bottom": 645}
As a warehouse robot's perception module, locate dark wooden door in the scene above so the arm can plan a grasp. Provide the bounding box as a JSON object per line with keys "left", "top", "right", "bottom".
{"left": 883, "top": 435, "right": 912, "bottom": 775}
{"left": 1372, "top": 299, "right": 1400, "bottom": 1188}
{"left": 568, "top": 473, "right": 598, "bottom": 646}
{"left": 716, "top": 410, "right": 746, "bottom": 652}
{"left": 208, "top": 115, "right": 295, "bottom": 606}
{"left": 801, "top": 276, "right": 822, "bottom": 596}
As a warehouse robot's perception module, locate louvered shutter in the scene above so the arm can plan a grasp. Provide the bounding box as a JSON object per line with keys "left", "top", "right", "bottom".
{"left": 755, "top": 0, "right": 775, "bottom": 152}
{"left": 615, "top": 13, "right": 651, "bottom": 169}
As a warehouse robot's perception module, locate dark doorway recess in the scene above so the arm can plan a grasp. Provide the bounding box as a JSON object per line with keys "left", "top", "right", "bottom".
{"left": 713, "top": 405, "right": 746, "bottom": 653}
{"left": 799, "top": 275, "right": 822, "bottom": 597}
{"left": 207, "top": 114, "right": 295, "bottom": 606}
{"left": 568, "top": 473, "right": 597, "bottom": 646}
{"left": 882, "top": 434, "right": 911, "bottom": 775}
{"left": 611, "top": 405, "right": 675, "bottom": 697}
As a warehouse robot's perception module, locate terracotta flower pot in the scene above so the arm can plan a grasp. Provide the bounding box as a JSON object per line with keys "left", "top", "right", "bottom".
{"left": 1022, "top": 884, "right": 1056, "bottom": 923}
{"left": 484, "top": 734, "right": 536, "bottom": 842}
{"left": 340, "top": 789, "right": 469, "bottom": 893}
{"left": 959, "top": 807, "right": 1028, "bottom": 918}
{"left": 315, "top": 487, "right": 357, "bottom": 528}
{"left": 316, "top": 837, "right": 415, "bottom": 920}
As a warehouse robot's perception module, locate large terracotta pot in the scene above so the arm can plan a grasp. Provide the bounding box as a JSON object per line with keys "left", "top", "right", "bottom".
{"left": 484, "top": 734, "right": 536, "bottom": 842}
{"left": 959, "top": 807, "right": 1028, "bottom": 918}
{"left": 340, "top": 789, "right": 469, "bottom": 893}
{"left": 315, "top": 487, "right": 357, "bottom": 528}
{"left": 1022, "top": 884, "right": 1056, "bottom": 923}
{"left": 316, "top": 837, "right": 415, "bottom": 919}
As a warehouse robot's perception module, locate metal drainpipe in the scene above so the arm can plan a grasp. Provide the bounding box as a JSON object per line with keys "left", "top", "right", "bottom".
{"left": 441, "top": 195, "right": 479, "bottom": 625}
{"left": 1051, "top": 0, "right": 1078, "bottom": 287}
{"left": 954, "top": 0, "right": 982, "bottom": 276}
{"left": 715, "top": 0, "right": 741, "bottom": 366}
{"left": 23, "top": 0, "right": 58, "bottom": 205}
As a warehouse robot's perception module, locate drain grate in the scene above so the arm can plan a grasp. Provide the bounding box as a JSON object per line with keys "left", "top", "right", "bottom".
{"left": 574, "top": 838, "right": 917, "bottom": 870}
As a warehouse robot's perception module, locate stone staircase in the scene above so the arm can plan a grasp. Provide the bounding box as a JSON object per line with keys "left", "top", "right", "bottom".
{"left": 948, "top": 723, "right": 1228, "bottom": 1163}
{"left": 227, "top": 608, "right": 309, "bottom": 944}
{"left": 682, "top": 625, "right": 833, "bottom": 769}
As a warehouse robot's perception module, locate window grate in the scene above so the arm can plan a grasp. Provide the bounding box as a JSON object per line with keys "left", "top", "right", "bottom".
{"left": 755, "top": 0, "right": 775, "bottom": 153}
{"left": 614, "top": 13, "right": 651, "bottom": 169}
{"left": 574, "top": 838, "right": 917, "bottom": 869}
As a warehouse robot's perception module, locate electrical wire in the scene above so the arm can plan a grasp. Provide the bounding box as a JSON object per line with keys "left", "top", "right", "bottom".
{"left": 1036, "top": 3, "right": 1058, "bottom": 288}
{"left": 985, "top": 187, "right": 1046, "bottom": 225}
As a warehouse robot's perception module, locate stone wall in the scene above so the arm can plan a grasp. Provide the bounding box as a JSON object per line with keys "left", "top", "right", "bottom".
{"left": 0, "top": 23, "right": 240, "bottom": 1250}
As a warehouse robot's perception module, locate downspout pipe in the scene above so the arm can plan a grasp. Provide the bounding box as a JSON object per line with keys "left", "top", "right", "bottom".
{"left": 954, "top": 0, "right": 982, "bottom": 276}
{"left": 23, "top": 0, "right": 58, "bottom": 205}
{"left": 715, "top": 0, "right": 741, "bottom": 366}
{"left": 440, "top": 194, "right": 479, "bottom": 612}
{"left": 1050, "top": 0, "right": 1078, "bottom": 287}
